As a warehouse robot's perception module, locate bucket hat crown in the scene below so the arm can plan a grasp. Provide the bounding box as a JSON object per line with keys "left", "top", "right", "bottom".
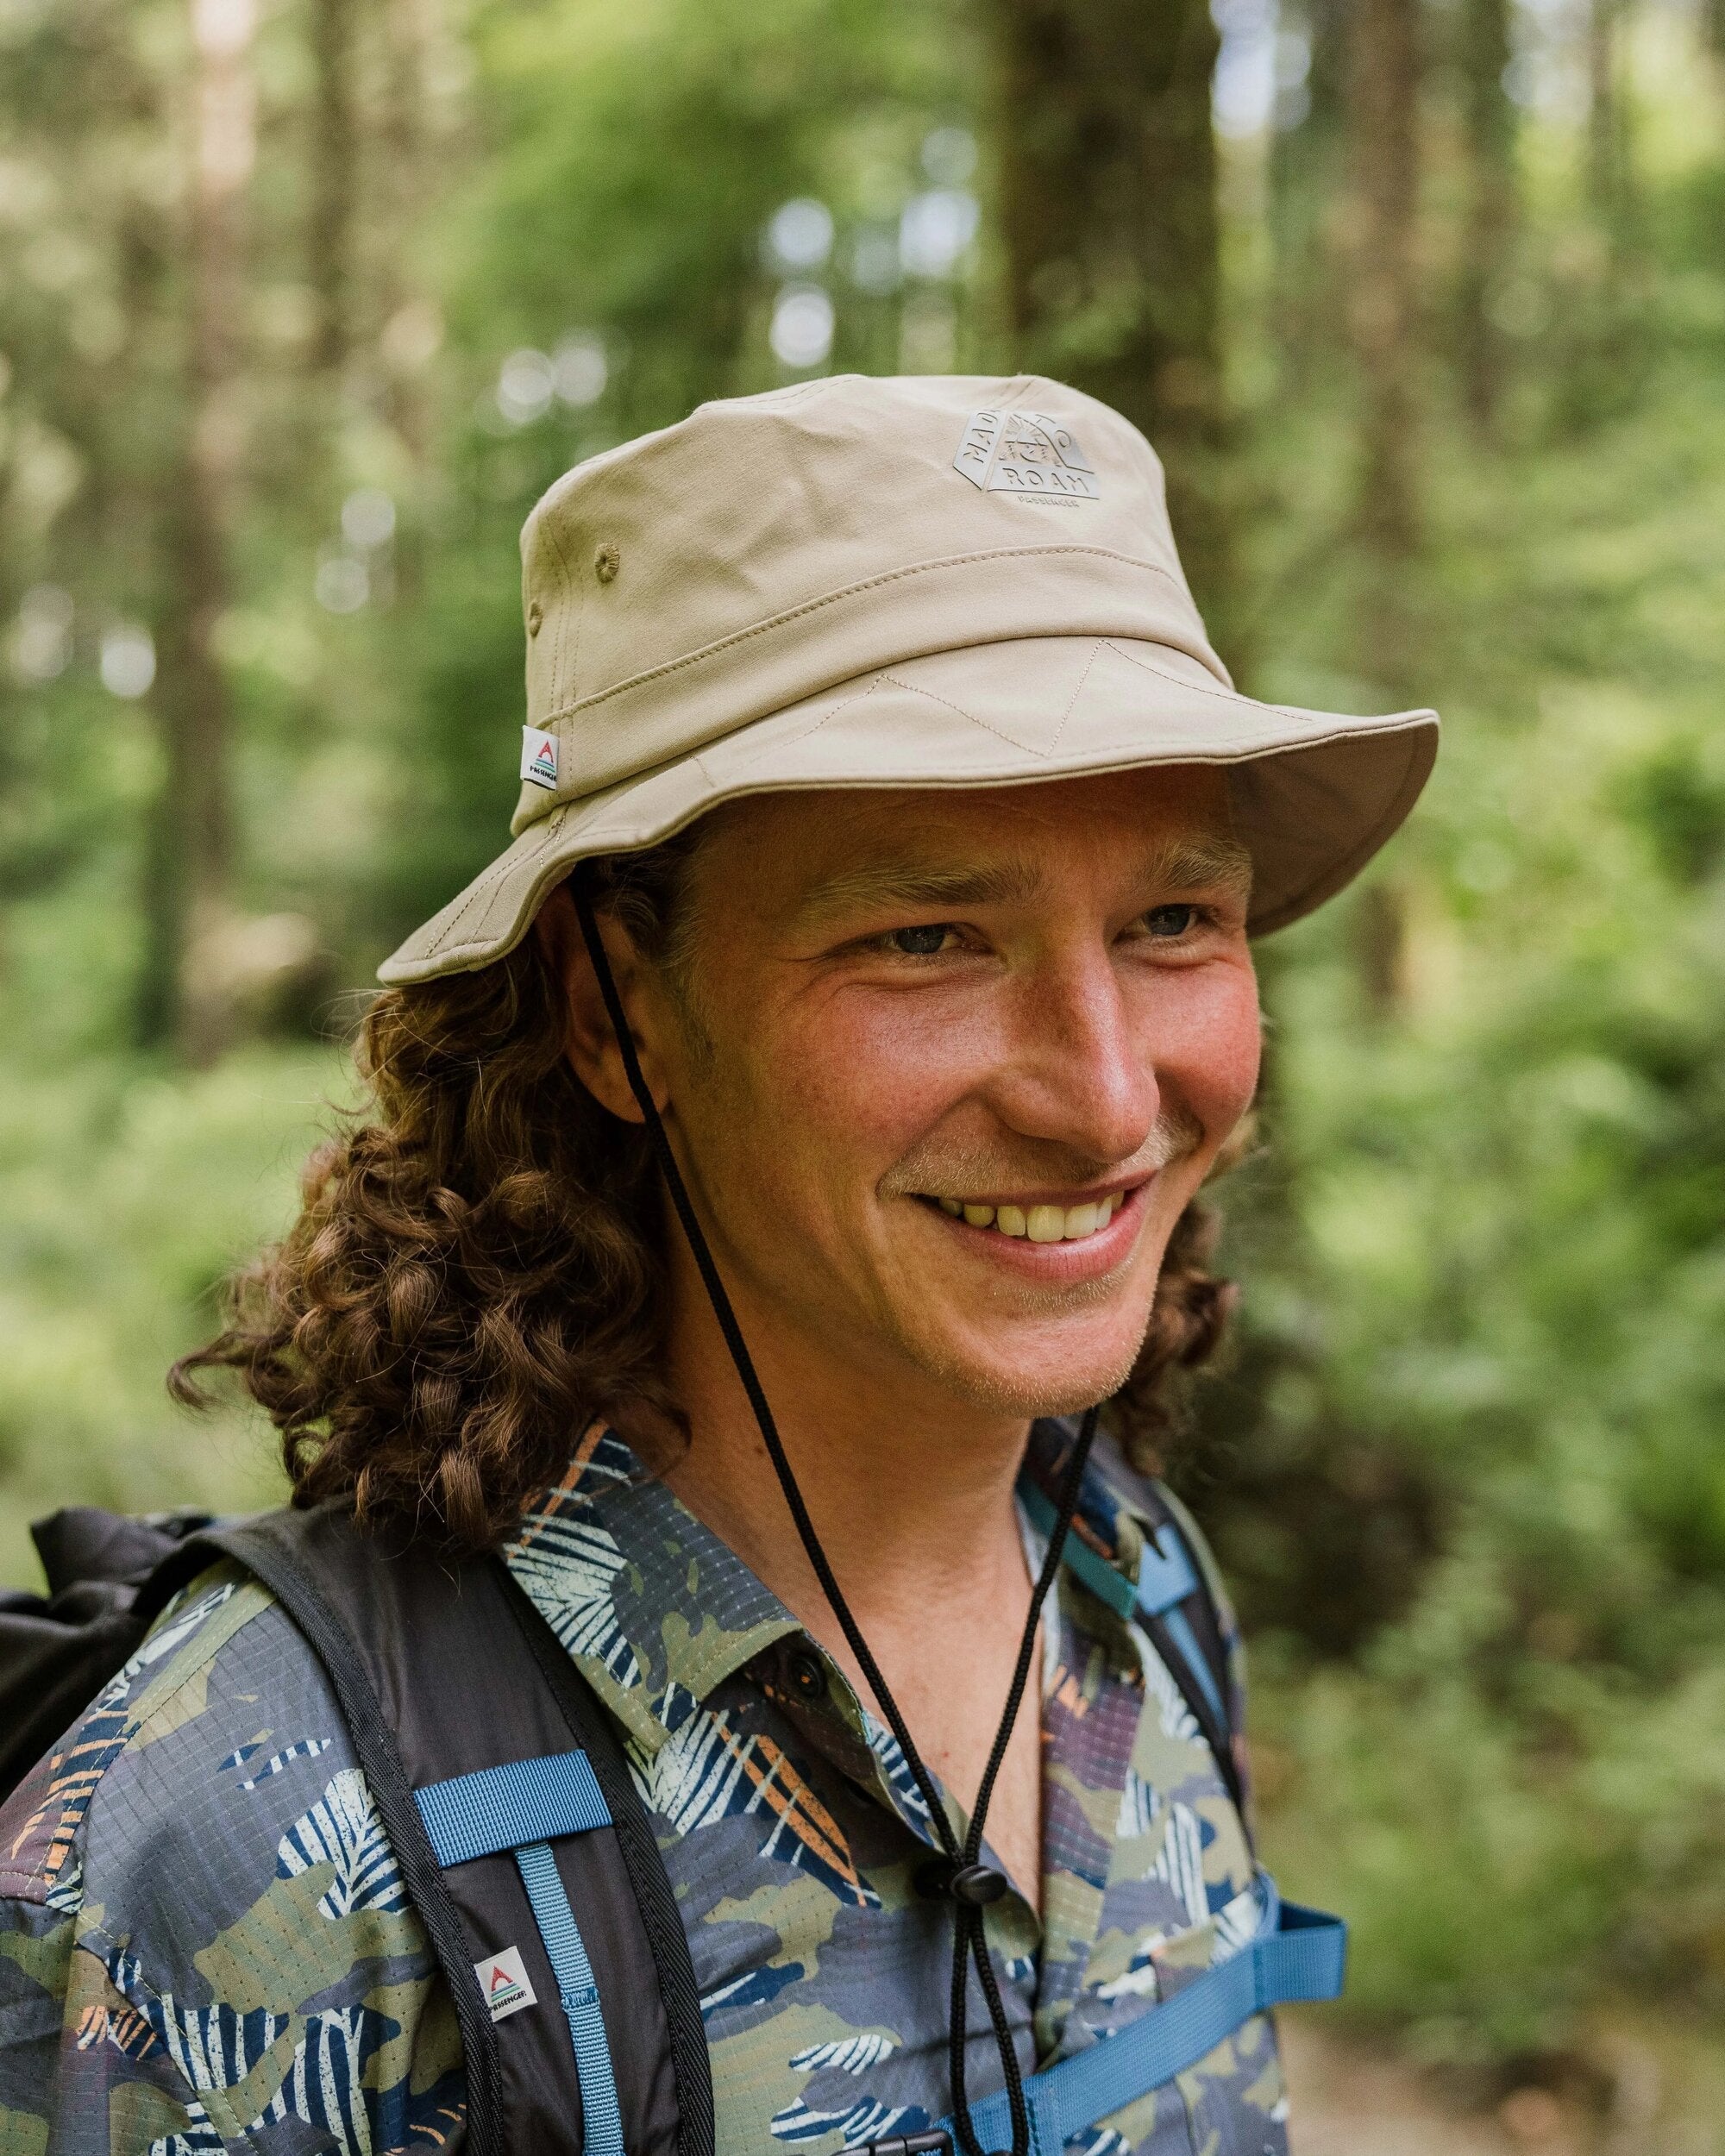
{"left": 380, "top": 373, "right": 1436, "bottom": 984}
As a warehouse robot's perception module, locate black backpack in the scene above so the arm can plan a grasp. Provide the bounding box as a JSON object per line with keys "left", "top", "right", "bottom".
{"left": 1, "top": 1496, "right": 1344, "bottom": 2156}
{"left": 5, "top": 1501, "right": 707, "bottom": 2156}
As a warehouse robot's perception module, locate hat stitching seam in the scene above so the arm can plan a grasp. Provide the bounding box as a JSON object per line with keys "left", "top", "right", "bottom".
{"left": 1100, "top": 637, "right": 1307, "bottom": 718}
{"left": 703, "top": 671, "right": 895, "bottom": 781}
{"left": 539, "top": 548, "right": 1188, "bottom": 722}
{"left": 869, "top": 670, "right": 1064, "bottom": 758}
{"left": 423, "top": 811, "right": 568, "bottom": 956}
{"left": 1044, "top": 636, "right": 1104, "bottom": 757}
{"left": 541, "top": 508, "right": 582, "bottom": 709}
{"left": 524, "top": 643, "right": 1402, "bottom": 849}
{"left": 404, "top": 722, "right": 1436, "bottom": 971}
{"left": 421, "top": 857, "right": 520, "bottom": 956}
{"left": 693, "top": 725, "right": 1421, "bottom": 814}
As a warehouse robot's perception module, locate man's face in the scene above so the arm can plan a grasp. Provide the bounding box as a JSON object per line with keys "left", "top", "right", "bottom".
{"left": 619, "top": 767, "right": 1260, "bottom": 1422}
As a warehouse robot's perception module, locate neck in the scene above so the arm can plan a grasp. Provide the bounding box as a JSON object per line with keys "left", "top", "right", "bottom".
{"left": 647, "top": 1230, "right": 1054, "bottom": 1911}
{"left": 650, "top": 1240, "right": 1035, "bottom": 1687}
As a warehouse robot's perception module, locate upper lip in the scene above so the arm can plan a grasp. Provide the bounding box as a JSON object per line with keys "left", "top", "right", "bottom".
{"left": 917, "top": 1172, "right": 1154, "bottom": 1209}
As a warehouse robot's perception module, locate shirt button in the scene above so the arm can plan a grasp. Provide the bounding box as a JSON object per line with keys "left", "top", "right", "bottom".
{"left": 787, "top": 1649, "right": 826, "bottom": 1701}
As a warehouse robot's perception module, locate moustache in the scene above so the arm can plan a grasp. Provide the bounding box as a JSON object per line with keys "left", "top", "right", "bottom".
{"left": 882, "top": 1101, "right": 1207, "bottom": 1202}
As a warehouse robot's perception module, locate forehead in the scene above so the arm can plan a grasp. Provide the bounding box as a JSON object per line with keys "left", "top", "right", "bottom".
{"left": 691, "top": 766, "right": 1240, "bottom": 918}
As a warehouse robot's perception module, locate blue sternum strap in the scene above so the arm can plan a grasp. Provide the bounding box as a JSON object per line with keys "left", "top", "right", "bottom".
{"left": 940, "top": 1900, "right": 1346, "bottom": 2156}
{"left": 416, "top": 1752, "right": 625, "bottom": 2156}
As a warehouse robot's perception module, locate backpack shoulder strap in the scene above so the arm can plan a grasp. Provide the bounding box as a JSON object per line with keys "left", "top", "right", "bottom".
{"left": 1018, "top": 1443, "right": 1245, "bottom": 1816}
{"left": 1006, "top": 1439, "right": 1346, "bottom": 2147}
{"left": 1132, "top": 1484, "right": 1245, "bottom": 1820}
{"left": 141, "top": 1507, "right": 711, "bottom": 2156}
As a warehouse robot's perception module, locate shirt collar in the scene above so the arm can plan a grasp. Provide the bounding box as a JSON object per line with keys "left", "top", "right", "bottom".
{"left": 504, "top": 1422, "right": 800, "bottom": 1754}
{"left": 504, "top": 1417, "right": 1155, "bottom": 1756}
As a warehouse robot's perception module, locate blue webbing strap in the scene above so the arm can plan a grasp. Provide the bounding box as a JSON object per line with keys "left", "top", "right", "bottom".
{"left": 1017, "top": 1481, "right": 1226, "bottom": 1725}
{"left": 940, "top": 1897, "right": 1347, "bottom": 2156}
{"left": 416, "top": 1753, "right": 625, "bottom": 2156}
{"left": 513, "top": 1840, "right": 628, "bottom": 2156}
{"left": 415, "top": 1750, "right": 612, "bottom": 1865}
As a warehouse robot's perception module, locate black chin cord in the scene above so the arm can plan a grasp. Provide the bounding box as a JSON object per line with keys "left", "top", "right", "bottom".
{"left": 574, "top": 883, "right": 1100, "bottom": 2156}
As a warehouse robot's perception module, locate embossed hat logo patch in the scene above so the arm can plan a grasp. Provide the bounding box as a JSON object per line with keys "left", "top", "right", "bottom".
{"left": 953, "top": 409, "right": 1099, "bottom": 502}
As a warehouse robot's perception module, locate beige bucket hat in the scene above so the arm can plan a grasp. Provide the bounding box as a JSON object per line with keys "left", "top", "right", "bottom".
{"left": 380, "top": 373, "right": 1437, "bottom": 985}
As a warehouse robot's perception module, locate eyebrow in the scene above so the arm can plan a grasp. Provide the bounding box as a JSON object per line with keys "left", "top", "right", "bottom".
{"left": 1142, "top": 834, "right": 1255, "bottom": 906}
{"left": 795, "top": 832, "right": 1254, "bottom": 925}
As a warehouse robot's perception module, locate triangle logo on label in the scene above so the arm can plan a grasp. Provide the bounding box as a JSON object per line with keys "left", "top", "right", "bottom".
{"left": 476, "top": 1944, "right": 538, "bottom": 2022}
{"left": 521, "top": 726, "right": 561, "bottom": 791}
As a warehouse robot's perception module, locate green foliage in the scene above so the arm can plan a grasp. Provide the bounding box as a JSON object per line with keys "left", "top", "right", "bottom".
{"left": 0, "top": 1021, "right": 339, "bottom": 1583}
{"left": 1190, "top": 232, "right": 1725, "bottom": 2046}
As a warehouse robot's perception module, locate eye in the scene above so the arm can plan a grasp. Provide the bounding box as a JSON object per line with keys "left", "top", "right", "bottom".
{"left": 1143, "top": 903, "right": 1200, "bottom": 939}
{"left": 886, "top": 923, "right": 954, "bottom": 956}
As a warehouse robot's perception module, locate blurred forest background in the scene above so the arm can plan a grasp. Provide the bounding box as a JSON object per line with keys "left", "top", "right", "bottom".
{"left": 3, "top": 0, "right": 1725, "bottom": 2142}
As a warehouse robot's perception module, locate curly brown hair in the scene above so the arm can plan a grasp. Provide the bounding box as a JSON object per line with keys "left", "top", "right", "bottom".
{"left": 173, "top": 840, "right": 1238, "bottom": 1549}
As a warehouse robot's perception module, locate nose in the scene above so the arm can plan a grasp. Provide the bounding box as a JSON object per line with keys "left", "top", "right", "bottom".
{"left": 987, "top": 943, "right": 1161, "bottom": 1168}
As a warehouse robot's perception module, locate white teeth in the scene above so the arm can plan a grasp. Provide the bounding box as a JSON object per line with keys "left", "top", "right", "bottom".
{"left": 932, "top": 1192, "right": 1126, "bottom": 1242}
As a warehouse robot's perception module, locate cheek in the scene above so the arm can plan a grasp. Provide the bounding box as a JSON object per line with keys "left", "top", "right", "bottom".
{"left": 1151, "top": 963, "right": 1262, "bottom": 1138}
{"left": 758, "top": 993, "right": 982, "bottom": 1175}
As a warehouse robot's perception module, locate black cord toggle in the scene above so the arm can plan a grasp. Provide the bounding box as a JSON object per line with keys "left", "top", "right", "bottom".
{"left": 916, "top": 1858, "right": 1010, "bottom": 1906}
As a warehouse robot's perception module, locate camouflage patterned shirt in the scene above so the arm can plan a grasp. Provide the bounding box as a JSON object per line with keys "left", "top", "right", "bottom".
{"left": 0, "top": 1424, "right": 1287, "bottom": 2156}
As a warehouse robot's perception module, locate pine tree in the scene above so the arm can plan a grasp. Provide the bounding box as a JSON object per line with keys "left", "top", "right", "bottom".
{"left": 990, "top": 0, "right": 1233, "bottom": 642}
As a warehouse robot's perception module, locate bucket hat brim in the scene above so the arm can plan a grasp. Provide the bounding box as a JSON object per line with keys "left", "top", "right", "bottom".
{"left": 378, "top": 631, "right": 1436, "bottom": 985}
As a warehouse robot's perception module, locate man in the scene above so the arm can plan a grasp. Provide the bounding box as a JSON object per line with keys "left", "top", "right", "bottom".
{"left": 0, "top": 377, "right": 1436, "bottom": 2155}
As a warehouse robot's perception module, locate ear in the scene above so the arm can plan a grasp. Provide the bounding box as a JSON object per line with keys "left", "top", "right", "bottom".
{"left": 533, "top": 882, "right": 668, "bottom": 1125}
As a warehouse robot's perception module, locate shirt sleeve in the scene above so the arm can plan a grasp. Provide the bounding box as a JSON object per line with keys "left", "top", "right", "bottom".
{"left": 0, "top": 1565, "right": 464, "bottom": 2155}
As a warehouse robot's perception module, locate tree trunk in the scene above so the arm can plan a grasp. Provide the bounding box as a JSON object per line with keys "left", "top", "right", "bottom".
{"left": 1586, "top": 0, "right": 1640, "bottom": 268}
{"left": 141, "top": 0, "right": 253, "bottom": 1062}
{"left": 380, "top": 0, "right": 434, "bottom": 599}
{"left": 310, "top": 0, "right": 360, "bottom": 376}
{"left": 1345, "top": 0, "right": 1421, "bottom": 674}
{"left": 1270, "top": 0, "right": 1349, "bottom": 382}
{"left": 1343, "top": 0, "right": 1421, "bottom": 1015}
{"left": 991, "top": 0, "right": 1233, "bottom": 645}
{"left": 1587, "top": 0, "right": 1618, "bottom": 232}
{"left": 1458, "top": 0, "right": 1516, "bottom": 429}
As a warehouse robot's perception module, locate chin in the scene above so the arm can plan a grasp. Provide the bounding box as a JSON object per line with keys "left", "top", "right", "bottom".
{"left": 906, "top": 1314, "right": 1152, "bottom": 1425}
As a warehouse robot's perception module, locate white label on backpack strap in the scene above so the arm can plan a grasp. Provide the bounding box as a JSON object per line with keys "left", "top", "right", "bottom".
{"left": 521, "top": 727, "right": 559, "bottom": 790}
{"left": 476, "top": 1944, "right": 537, "bottom": 2021}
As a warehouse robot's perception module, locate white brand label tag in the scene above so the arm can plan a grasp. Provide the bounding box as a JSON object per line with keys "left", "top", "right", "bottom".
{"left": 521, "top": 727, "right": 560, "bottom": 791}
{"left": 476, "top": 1944, "right": 537, "bottom": 2022}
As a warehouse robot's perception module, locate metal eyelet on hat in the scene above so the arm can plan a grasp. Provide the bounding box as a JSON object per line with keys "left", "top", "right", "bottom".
{"left": 594, "top": 541, "right": 620, "bottom": 584}
{"left": 527, "top": 599, "right": 543, "bottom": 636}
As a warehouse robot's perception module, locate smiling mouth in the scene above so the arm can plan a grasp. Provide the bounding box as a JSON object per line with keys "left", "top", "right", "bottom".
{"left": 921, "top": 1189, "right": 1132, "bottom": 1244}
